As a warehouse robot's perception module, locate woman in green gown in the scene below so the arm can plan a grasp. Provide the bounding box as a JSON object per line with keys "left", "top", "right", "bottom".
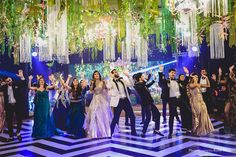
{"left": 29, "top": 75, "right": 56, "bottom": 138}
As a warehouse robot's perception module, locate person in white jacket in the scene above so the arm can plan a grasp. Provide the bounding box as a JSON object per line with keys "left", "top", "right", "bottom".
{"left": 107, "top": 69, "right": 137, "bottom": 136}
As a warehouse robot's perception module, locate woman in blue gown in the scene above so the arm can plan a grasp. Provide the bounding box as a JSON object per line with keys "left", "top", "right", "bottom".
{"left": 29, "top": 75, "right": 56, "bottom": 138}
{"left": 66, "top": 77, "right": 85, "bottom": 137}
{"left": 53, "top": 75, "right": 70, "bottom": 131}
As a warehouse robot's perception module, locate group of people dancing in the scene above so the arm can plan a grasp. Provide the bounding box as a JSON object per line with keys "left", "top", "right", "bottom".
{"left": 0, "top": 64, "right": 236, "bottom": 142}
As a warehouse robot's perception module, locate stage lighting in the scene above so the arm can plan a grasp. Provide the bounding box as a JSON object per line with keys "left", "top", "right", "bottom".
{"left": 131, "top": 60, "right": 177, "bottom": 75}
{"left": 191, "top": 46, "right": 198, "bottom": 52}
{"left": 32, "top": 51, "right": 38, "bottom": 57}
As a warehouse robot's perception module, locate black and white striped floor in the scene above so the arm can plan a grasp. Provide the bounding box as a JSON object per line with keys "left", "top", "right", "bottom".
{"left": 0, "top": 117, "right": 236, "bottom": 157}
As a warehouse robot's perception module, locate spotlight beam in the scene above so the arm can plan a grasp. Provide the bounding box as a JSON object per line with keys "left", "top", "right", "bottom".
{"left": 130, "top": 60, "right": 177, "bottom": 75}
{"left": 0, "top": 70, "right": 19, "bottom": 79}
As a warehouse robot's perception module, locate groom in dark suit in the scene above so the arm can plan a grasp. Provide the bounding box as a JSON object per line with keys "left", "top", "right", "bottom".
{"left": 1, "top": 70, "right": 26, "bottom": 141}
{"left": 158, "top": 65, "right": 181, "bottom": 138}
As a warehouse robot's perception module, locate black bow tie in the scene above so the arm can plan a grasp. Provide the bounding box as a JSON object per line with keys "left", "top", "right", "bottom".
{"left": 115, "top": 77, "right": 123, "bottom": 82}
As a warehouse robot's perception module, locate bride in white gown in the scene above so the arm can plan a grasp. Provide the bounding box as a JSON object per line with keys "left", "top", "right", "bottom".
{"left": 84, "top": 71, "right": 113, "bottom": 138}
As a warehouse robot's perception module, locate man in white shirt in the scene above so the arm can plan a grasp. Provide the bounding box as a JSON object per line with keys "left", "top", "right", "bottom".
{"left": 108, "top": 69, "right": 137, "bottom": 136}
{"left": 159, "top": 65, "right": 181, "bottom": 138}
{"left": 200, "top": 68, "right": 211, "bottom": 114}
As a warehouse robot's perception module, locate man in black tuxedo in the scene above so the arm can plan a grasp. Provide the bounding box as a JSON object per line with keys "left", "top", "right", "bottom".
{"left": 1, "top": 70, "right": 27, "bottom": 141}
{"left": 134, "top": 73, "right": 164, "bottom": 137}
{"left": 158, "top": 65, "right": 181, "bottom": 138}
{"left": 178, "top": 67, "right": 192, "bottom": 132}
{"left": 159, "top": 72, "right": 181, "bottom": 124}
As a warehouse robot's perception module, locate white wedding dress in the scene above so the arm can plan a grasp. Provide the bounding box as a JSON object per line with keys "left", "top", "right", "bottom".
{"left": 84, "top": 81, "right": 113, "bottom": 138}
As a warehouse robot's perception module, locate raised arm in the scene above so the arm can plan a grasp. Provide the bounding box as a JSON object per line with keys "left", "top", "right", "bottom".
{"left": 106, "top": 73, "right": 115, "bottom": 90}
{"left": 47, "top": 74, "right": 56, "bottom": 90}
{"left": 183, "top": 67, "right": 190, "bottom": 85}
{"left": 158, "top": 65, "right": 167, "bottom": 87}
{"left": 64, "top": 74, "right": 72, "bottom": 90}
{"left": 122, "top": 70, "right": 134, "bottom": 87}
{"left": 89, "top": 80, "right": 95, "bottom": 92}
{"left": 229, "top": 65, "right": 236, "bottom": 83}
{"left": 146, "top": 75, "right": 156, "bottom": 88}
{"left": 28, "top": 75, "right": 37, "bottom": 90}
{"left": 14, "top": 69, "right": 27, "bottom": 87}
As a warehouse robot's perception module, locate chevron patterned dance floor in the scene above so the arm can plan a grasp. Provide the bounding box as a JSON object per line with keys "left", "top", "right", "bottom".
{"left": 0, "top": 117, "right": 236, "bottom": 157}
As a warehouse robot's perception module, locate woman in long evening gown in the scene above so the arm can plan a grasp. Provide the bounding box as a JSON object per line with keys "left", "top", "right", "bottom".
{"left": 84, "top": 71, "right": 112, "bottom": 138}
{"left": 187, "top": 73, "right": 214, "bottom": 136}
{"left": 53, "top": 76, "right": 70, "bottom": 131}
{"left": 227, "top": 65, "right": 236, "bottom": 133}
{"left": 29, "top": 76, "right": 56, "bottom": 138}
{"left": 66, "top": 77, "right": 85, "bottom": 138}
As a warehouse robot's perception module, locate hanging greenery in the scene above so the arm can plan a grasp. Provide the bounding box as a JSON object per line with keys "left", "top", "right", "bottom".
{"left": 229, "top": 0, "right": 236, "bottom": 47}
{"left": 1, "top": 0, "right": 236, "bottom": 63}
{"left": 0, "top": 0, "right": 42, "bottom": 61}
{"left": 161, "top": 0, "right": 177, "bottom": 52}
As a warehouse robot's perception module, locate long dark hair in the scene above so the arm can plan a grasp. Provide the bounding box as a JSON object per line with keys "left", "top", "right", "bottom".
{"left": 70, "top": 78, "right": 82, "bottom": 98}
{"left": 92, "top": 70, "right": 102, "bottom": 90}
{"left": 178, "top": 74, "right": 185, "bottom": 81}
{"left": 186, "top": 72, "right": 198, "bottom": 99}
{"left": 37, "top": 77, "right": 47, "bottom": 89}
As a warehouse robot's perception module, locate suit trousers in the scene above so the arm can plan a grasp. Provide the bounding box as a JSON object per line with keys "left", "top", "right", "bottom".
{"left": 111, "top": 98, "right": 136, "bottom": 135}
{"left": 162, "top": 99, "right": 168, "bottom": 121}
{"left": 168, "top": 97, "right": 179, "bottom": 135}
{"left": 163, "top": 98, "right": 180, "bottom": 122}
{"left": 6, "top": 103, "right": 22, "bottom": 137}
{"left": 142, "top": 104, "right": 161, "bottom": 134}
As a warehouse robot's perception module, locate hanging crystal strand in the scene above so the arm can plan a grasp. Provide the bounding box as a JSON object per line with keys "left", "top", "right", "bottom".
{"left": 121, "top": 41, "right": 126, "bottom": 64}
{"left": 56, "top": 0, "right": 69, "bottom": 64}
{"left": 111, "top": 35, "right": 116, "bottom": 61}
{"left": 210, "top": 23, "right": 225, "bottom": 59}
{"left": 211, "top": 0, "right": 214, "bottom": 16}
{"left": 103, "top": 37, "right": 106, "bottom": 60}
{"left": 45, "top": 1, "right": 55, "bottom": 62}
{"left": 199, "top": 0, "right": 211, "bottom": 16}
{"left": 125, "top": 21, "right": 132, "bottom": 63}
{"left": 140, "top": 38, "right": 148, "bottom": 67}
{"left": 223, "top": 0, "right": 228, "bottom": 15}
{"left": 107, "top": 35, "right": 111, "bottom": 61}
{"left": 136, "top": 36, "right": 141, "bottom": 67}
{"left": 130, "top": 22, "right": 135, "bottom": 60}
{"left": 218, "top": 0, "right": 221, "bottom": 17}
{"left": 20, "top": 32, "right": 31, "bottom": 63}
{"left": 135, "top": 22, "right": 141, "bottom": 66}
{"left": 39, "top": 38, "right": 49, "bottom": 62}
{"left": 191, "top": 11, "right": 198, "bottom": 45}
{"left": 103, "top": 35, "right": 108, "bottom": 61}
{"left": 210, "top": 24, "right": 215, "bottom": 59}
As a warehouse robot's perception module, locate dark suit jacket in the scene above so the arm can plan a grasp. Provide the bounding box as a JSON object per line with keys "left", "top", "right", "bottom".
{"left": 159, "top": 72, "right": 187, "bottom": 100}
{"left": 1, "top": 79, "right": 27, "bottom": 110}
{"left": 178, "top": 76, "right": 190, "bottom": 100}
{"left": 134, "top": 80, "right": 155, "bottom": 105}
{"left": 158, "top": 72, "right": 170, "bottom": 100}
